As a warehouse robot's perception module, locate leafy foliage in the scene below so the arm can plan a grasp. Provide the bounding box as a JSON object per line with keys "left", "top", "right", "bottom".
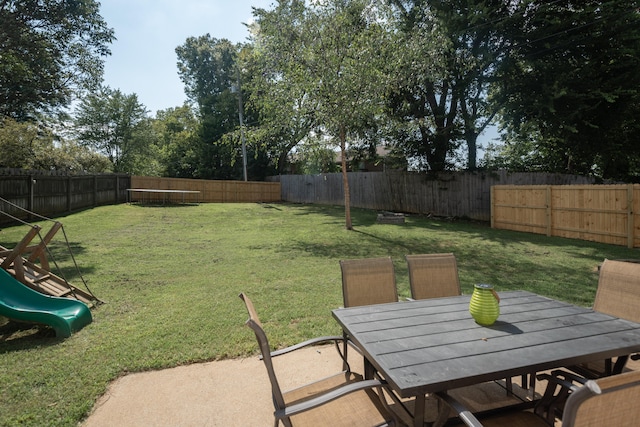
{"left": 255, "top": 0, "right": 392, "bottom": 228}
{"left": 5, "top": 0, "right": 640, "bottom": 182}
{"left": 385, "top": 0, "right": 515, "bottom": 172}
{"left": 176, "top": 36, "right": 266, "bottom": 180}
{"left": 494, "top": 0, "right": 640, "bottom": 181}
{"left": 0, "top": 0, "right": 114, "bottom": 120}
{"left": 0, "top": 117, "right": 111, "bottom": 172}
{"left": 153, "top": 106, "right": 201, "bottom": 178}
{"left": 73, "top": 87, "right": 159, "bottom": 174}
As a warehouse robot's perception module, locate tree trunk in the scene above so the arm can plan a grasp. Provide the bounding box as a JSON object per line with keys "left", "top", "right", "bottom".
{"left": 466, "top": 130, "right": 478, "bottom": 171}
{"left": 340, "top": 125, "right": 352, "bottom": 230}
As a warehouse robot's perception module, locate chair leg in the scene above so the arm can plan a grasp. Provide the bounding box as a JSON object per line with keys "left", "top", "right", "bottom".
{"left": 613, "top": 355, "right": 629, "bottom": 375}
{"left": 338, "top": 333, "right": 351, "bottom": 373}
{"left": 529, "top": 372, "right": 537, "bottom": 399}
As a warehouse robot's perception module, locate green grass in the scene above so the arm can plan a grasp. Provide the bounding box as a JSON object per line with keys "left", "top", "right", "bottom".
{"left": 0, "top": 202, "right": 637, "bottom": 426}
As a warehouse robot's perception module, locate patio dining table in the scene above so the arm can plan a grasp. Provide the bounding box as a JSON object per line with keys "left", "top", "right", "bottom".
{"left": 332, "top": 290, "right": 640, "bottom": 427}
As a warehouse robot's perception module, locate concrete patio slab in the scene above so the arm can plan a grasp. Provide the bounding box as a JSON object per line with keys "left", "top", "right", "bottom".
{"left": 83, "top": 345, "right": 639, "bottom": 427}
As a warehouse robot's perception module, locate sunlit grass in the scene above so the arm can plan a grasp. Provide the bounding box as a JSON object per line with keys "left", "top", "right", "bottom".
{"left": 0, "top": 202, "right": 637, "bottom": 426}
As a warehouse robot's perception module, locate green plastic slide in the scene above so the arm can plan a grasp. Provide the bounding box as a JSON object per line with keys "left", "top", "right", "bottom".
{"left": 0, "top": 267, "right": 92, "bottom": 338}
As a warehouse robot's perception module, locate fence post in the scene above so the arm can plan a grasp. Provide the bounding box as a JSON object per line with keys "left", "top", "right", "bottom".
{"left": 29, "top": 175, "right": 34, "bottom": 215}
{"left": 546, "top": 186, "right": 552, "bottom": 237}
{"left": 93, "top": 176, "right": 98, "bottom": 206}
{"left": 490, "top": 186, "right": 495, "bottom": 228}
{"left": 628, "top": 184, "right": 634, "bottom": 249}
{"left": 67, "top": 176, "right": 72, "bottom": 212}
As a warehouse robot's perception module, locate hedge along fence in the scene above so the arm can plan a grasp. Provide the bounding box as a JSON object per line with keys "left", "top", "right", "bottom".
{"left": 130, "top": 176, "right": 281, "bottom": 203}
{"left": 491, "top": 184, "right": 640, "bottom": 248}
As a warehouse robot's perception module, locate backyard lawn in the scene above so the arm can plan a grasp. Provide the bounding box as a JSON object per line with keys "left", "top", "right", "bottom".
{"left": 0, "top": 202, "right": 638, "bottom": 426}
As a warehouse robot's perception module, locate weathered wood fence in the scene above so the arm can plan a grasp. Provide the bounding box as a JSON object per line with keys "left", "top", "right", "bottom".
{"left": 270, "top": 171, "right": 593, "bottom": 221}
{"left": 131, "top": 176, "right": 281, "bottom": 203}
{"left": 9, "top": 170, "right": 631, "bottom": 248}
{"left": 0, "top": 171, "right": 130, "bottom": 223}
{"left": 492, "top": 184, "right": 640, "bottom": 248}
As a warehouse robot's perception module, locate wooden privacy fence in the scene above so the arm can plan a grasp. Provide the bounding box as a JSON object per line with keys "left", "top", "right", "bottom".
{"left": 0, "top": 172, "right": 130, "bottom": 223}
{"left": 271, "top": 171, "right": 593, "bottom": 221}
{"left": 491, "top": 184, "right": 640, "bottom": 248}
{"left": 130, "top": 176, "right": 281, "bottom": 203}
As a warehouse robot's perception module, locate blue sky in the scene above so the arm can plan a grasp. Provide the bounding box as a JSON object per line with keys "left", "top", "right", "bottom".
{"left": 99, "top": 1, "right": 274, "bottom": 114}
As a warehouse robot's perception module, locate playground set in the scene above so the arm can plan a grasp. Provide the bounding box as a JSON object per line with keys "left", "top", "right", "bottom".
{"left": 0, "top": 197, "right": 100, "bottom": 338}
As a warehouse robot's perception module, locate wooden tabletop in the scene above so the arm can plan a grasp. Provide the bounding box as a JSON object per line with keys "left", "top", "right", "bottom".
{"left": 332, "top": 291, "right": 640, "bottom": 398}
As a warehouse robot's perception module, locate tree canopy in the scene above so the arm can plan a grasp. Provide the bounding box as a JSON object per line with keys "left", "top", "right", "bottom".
{"left": 0, "top": 0, "right": 114, "bottom": 120}
{"left": 74, "top": 87, "right": 158, "bottom": 174}
{"left": 493, "top": 0, "right": 640, "bottom": 181}
{"left": 3, "top": 0, "right": 640, "bottom": 183}
{"left": 176, "top": 35, "right": 262, "bottom": 180}
{"left": 254, "top": 0, "right": 392, "bottom": 228}
{"left": 0, "top": 117, "right": 111, "bottom": 172}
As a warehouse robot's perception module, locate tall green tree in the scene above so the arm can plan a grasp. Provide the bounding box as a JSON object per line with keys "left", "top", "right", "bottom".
{"left": 386, "top": 1, "right": 462, "bottom": 172}
{"left": 255, "top": 0, "right": 391, "bottom": 229}
{"left": 494, "top": 0, "right": 640, "bottom": 181}
{"left": 153, "top": 105, "right": 201, "bottom": 178}
{"left": 176, "top": 36, "right": 246, "bottom": 180}
{"left": 434, "top": 0, "right": 513, "bottom": 170}
{"left": 74, "top": 87, "right": 158, "bottom": 174}
{"left": 0, "top": 0, "right": 114, "bottom": 120}
{"left": 245, "top": 18, "right": 317, "bottom": 175}
{"left": 386, "top": 0, "right": 513, "bottom": 172}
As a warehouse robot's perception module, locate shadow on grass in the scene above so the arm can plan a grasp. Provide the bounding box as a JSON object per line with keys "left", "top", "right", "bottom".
{"left": 277, "top": 203, "right": 626, "bottom": 305}
{"left": 0, "top": 319, "right": 63, "bottom": 352}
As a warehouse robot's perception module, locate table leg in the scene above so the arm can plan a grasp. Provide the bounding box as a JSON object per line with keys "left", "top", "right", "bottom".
{"left": 413, "top": 394, "right": 426, "bottom": 427}
{"left": 364, "top": 358, "right": 375, "bottom": 380}
{"left": 433, "top": 395, "right": 450, "bottom": 427}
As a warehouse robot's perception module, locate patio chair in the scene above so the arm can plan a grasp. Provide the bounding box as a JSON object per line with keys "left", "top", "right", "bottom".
{"left": 238, "top": 293, "right": 398, "bottom": 427}
{"left": 339, "top": 258, "right": 414, "bottom": 418}
{"left": 437, "top": 369, "right": 640, "bottom": 427}
{"left": 339, "top": 257, "right": 398, "bottom": 366}
{"left": 340, "top": 257, "right": 398, "bottom": 308}
{"left": 571, "top": 259, "right": 640, "bottom": 378}
{"left": 405, "top": 253, "right": 461, "bottom": 300}
{"left": 405, "top": 253, "right": 525, "bottom": 395}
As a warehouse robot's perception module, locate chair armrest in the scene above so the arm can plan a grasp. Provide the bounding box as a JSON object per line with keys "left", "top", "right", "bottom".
{"left": 435, "top": 392, "right": 484, "bottom": 427}
{"left": 538, "top": 371, "right": 582, "bottom": 391}
{"left": 267, "top": 335, "right": 345, "bottom": 358}
{"left": 534, "top": 370, "right": 584, "bottom": 423}
{"left": 275, "top": 379, "right": 390, "bottom": 419}
{"left": 548, "top": 369, "right": 588, "bottom": 385}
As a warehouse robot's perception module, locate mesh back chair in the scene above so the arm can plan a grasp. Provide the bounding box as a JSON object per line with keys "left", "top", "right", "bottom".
{"left": 406, "top": 253, "right": 526, "bottom": 394}
{"left": 593, "top": 259, "right": 640, "bottom": 322}
{"left": 405, "top": 253, "right": 461, "bottom": 300}
{"left": 339, "top": 257, "right": 398, "bottom": 367}
{"left": 239, "top": 293, "right": 397, "bottom": 427}
{"left": 573, "top": 259, "right": 640, "bottom": 377}
{"left": 340, "top": 257, "right": 398, "bottom": 308}
{"left": 438, "top": 369, "right": 640, "bottom": 427}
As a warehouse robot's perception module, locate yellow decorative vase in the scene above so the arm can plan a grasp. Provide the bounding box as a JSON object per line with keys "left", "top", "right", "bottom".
{"left": 469, "top": 284, "right": 500, "bottom": 326}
